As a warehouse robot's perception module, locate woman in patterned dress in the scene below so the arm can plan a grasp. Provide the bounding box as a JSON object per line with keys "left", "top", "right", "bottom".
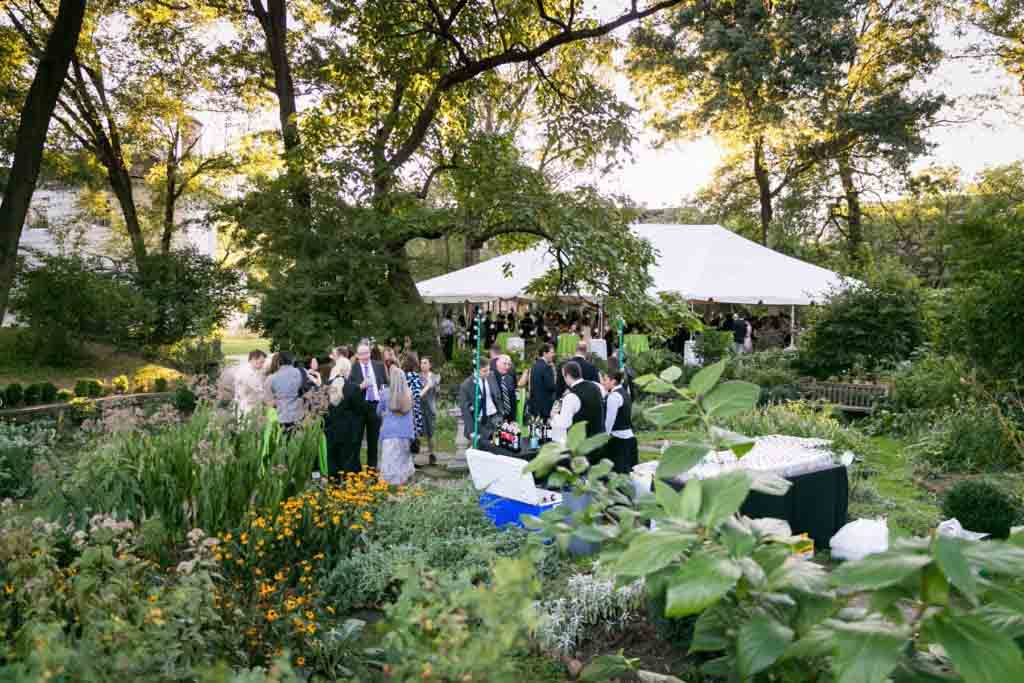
{"left": 401, "top": 353, "right": 424, "bottom": 453}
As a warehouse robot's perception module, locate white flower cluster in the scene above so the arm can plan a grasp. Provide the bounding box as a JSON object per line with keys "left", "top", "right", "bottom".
{"left": 534, "top": 569, "right": 645, "bottom": 656}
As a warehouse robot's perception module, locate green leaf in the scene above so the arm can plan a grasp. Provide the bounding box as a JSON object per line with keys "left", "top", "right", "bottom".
{"left": 645, "top": 401, "right": 697, "bottom": 429}
{"left": 963, "top": 541, "right": 1024, "bottom": 576}
{"left": 644, "top": 378, "right": 676, "bottom": 395}
{"left": 698, "top": 470, "right": 752, "bottom": 528}
{"left": 633, "top": 374, "right": 657, "bottom": 387}
{"left": 690, "top": 605, "right": 732, "bottom": 653}
{"left": 689, "top": 359, "right": 726, "bottom": 396}
{"left": 678, "top": 478, "right": 702, "bottom": 521}
{"left": 654, "top": 480, "right": 682, "bottom": 515}
{"left": 932, "top": 535, "right": 977, "bottom": 603}
{"left": 702, "top": 381, "right": 761, "bottom": 419}
{"left": 567, "top": 422, "right": 586, "bottom": 451}
{"left": 659, "top": 366, "right": 683, "bottom": 383}
{"left": 921, "top": 614, "right": 1024, "bottom": 683}
{"left": 781, "top": 624, "right": 836, "bottom": 661}
{"left": 665, "top": 555, "right": 741, "bottom": 617}
{"left": 832, "top": 620, "right": 909, "bottom": 683}
{"left": 524, "top": 441, "right": 568, "bottom": 477}
{"left": 709, "top": 426, "right": 755, "bottom": 456}
{"left": 920, "top": 563, "right": 950, "bottom": 607}
{"left": 720, "top": 517, "right": 756, "bottom": 558}
{"left": 655, "top": 440, "right": 708, "bottom": 479}
{"left": 975, "top": 586, "right": 1024, "bottom": 639}
{"left": 588, "top": 459, "right": 613, "bottom": 480}
{"left": 831, "top": 550, "right": 932, "bottom": 591}
{"left": 578, "top": 432, "right": 610, "bottom": 456}
{"left": 768, "top": 558, "right": 830, "bottom": 595}
{"left": 615, "top": 531, "right": 698, "bottom": 577}
{"left": 737, "top": 612, "right": 794, "bottom": 679}
{"left": 571, "top": 456, "right": 590, "bottom": 474}
{"left": 580, "top": 654, "right": 637, "bottom": 681}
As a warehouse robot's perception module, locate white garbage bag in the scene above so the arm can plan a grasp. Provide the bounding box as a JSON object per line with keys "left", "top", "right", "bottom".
{"left": 830, "top": 518, "right": 889, "bottom": 561}
{"left": 937, "top": 518, "right": 988, "bottom": 541}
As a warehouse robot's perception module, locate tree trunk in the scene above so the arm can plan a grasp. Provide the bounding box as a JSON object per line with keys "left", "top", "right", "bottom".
{"left": 105, "top": 155, "right": 148, "bottom": 269}
{"left": 0, "top": 0, "right": 87, "bottom": 321}
{"left": 162, "top": 127, "right": 179, "bottom": 255}
{"left": 837, "top": 154, "right": 863, "bottom": 266}
{"left": 752, "top": 137, "right": 773, "bottom": 246}
{"left": 251, "top": 0, "right": 310, "bottom": 209}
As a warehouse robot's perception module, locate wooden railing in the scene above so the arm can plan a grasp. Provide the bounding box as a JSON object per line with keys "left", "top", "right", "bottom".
{"left": 797, "top": 380, "right": 890, "bottom": 414}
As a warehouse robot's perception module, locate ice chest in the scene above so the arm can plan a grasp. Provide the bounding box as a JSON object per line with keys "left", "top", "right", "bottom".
{"left": 467, "top": 448, "right": 562, "bottom": 529}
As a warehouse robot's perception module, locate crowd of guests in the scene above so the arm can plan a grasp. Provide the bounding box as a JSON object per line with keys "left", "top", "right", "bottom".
{"left": 232, "top": 342, "right": 440, "bottom": 487}
{"left": 457, "top": 340, "right": 638, "bottom": 476}
{"left": 666, "top": 311, "right": 794, "bottom": 355}
{"left": 438, "top": 308, "right": 628, "bottom": 361}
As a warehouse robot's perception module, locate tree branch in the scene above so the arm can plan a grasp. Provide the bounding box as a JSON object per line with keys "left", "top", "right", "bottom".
{"left": 382, "top": 0, "right": 684, "bottom": 187}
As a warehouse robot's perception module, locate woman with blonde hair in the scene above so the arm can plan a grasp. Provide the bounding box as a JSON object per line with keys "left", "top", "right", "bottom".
{"left": 378, "top": 364, "right": 415, "bottom": 484}
{"left": 323, "top": 357, "right": 368, "bottom": 478}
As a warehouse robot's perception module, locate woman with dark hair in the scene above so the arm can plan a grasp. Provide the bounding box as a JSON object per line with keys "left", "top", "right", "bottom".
{"left": 600, "top": 370, "right": 638, "bottom": 474}
{"left": 324, "top": 357, "right": 367, "bottom": 477}
{"left": 401, "top": 353, "right": 424, "bottom": 460}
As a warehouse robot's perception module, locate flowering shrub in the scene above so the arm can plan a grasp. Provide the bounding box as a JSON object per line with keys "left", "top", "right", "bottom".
{"left": 205, "top": 470, "right": 396, "bottom": 674}
{"left": 0, "top": 511, "right": 234, "bottom": 680}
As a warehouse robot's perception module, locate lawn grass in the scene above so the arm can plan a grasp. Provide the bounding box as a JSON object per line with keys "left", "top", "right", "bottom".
{"left": 849, "top": 436, "right": 940, "bottom": 536}
{"left": 220, "top": 335, "right": 271, "bottom": 358}
{"left": 0, "top": 329, "right": 178, "bottom": 389}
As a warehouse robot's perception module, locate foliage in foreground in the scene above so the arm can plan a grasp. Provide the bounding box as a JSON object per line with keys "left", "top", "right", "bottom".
{"left": 527, "top": 360, "right": 1024, "bottom": 682}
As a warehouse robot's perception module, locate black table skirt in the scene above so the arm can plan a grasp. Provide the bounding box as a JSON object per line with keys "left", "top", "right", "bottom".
{"left": 669, "top": 465, "right": 849, "bottom": 549}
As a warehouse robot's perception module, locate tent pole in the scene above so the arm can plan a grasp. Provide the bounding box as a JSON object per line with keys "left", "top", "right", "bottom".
{"left": 472, "top": 311, "right": 483, "bottom": 449}
{"left": 790, "top": 305, "right": 796, "bottom": 348}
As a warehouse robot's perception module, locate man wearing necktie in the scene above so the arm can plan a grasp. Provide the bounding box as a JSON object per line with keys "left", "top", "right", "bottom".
{"left": 350, "top": 342, "right": 386, "bottom": 469}
{"left": 494, "top": 354, "right": 518, "bottom": 422}
{"left": 458, "top": 360, "right": 499, "bottom": 444}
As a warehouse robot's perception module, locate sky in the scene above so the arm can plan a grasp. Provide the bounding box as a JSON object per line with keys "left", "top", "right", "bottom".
{"left": 589, "top": 2, "right": 1024, "bottom": 208}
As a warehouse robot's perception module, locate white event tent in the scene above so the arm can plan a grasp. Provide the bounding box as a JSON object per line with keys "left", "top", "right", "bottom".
{"left": 417, "top": 224, "right": 851, "bottom": 307}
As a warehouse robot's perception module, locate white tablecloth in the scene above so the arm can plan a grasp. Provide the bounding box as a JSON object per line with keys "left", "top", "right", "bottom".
{"left": 588, "top": 338, "right": 608, "bottom": 360}
{"left": 506, "top": 336, "right": 525, "bottom": 353}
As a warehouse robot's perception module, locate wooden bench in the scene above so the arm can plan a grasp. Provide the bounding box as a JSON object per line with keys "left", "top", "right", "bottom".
{"left": 797, "top": 380, "right": 890, "bottom": 414}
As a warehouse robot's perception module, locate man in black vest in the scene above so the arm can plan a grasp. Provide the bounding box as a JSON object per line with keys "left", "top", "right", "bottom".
{"left": 551, "top": 362, "right": 604, "bottom": 463}
{"left": 601, "top": 370, "right": 639, "bottom": 474}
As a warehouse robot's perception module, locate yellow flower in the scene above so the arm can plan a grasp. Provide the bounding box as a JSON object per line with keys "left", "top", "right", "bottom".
{"left": 326, "top": 606, "right": 335, "bottom": 615}
{"left": 240, "top": 533, "right": 249, "bottom": 545}
{"left": 296, "top": 657, "right": 306, "bottom": 667}
{"left": 349, "top": 524, "right": 362, "bottom": 531}
{"left": 147, "top": 595, "right": 157, "bottom": 603}
{"left": 146, "top": 607, "right": 165, "bottom": 626}
{"left": 223, "top": 533, "right": 233, "bottom": 542}
{"left": 362, "top": 511, "right": 373, "bottom": 523}
{"left": 305, "top": 610, "right": 315, "bottom": 620}
{"left": 3, "top": 583, "right": 14, "bottom": 595}
{"left": 266, "top": 609, "right": 279, "bottom": 622}
{"left": 306, "top": 623, "right": 317, "bottom": 634}
{"left": 214, "top": 553, "right": 223, "bottom": 561}
{"left": 274, "top": 571, "right": 286, "bottom": 582}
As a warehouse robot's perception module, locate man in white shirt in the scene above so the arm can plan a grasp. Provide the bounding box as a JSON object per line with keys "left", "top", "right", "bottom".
{"left": 550, "top": 362, "right": 604, "bottom": 459}
{"left": 234, "top": 350, "right": 267, "bottom": 417}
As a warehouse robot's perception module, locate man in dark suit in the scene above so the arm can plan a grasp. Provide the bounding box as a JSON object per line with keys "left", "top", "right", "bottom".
{"left": 458, "top": 359, "right": 500, "bottom": 445}
{"left": 557, "top": 341, "right": 599, "bottom": 396}
{"left": 493, "top": 354, "right": 518, "bottom": 422}
{"left": 349, "top": 341, "right": 386, "bottom": 469}
{"left": 528, "top": 343, "right": 557, "bottom": 419}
